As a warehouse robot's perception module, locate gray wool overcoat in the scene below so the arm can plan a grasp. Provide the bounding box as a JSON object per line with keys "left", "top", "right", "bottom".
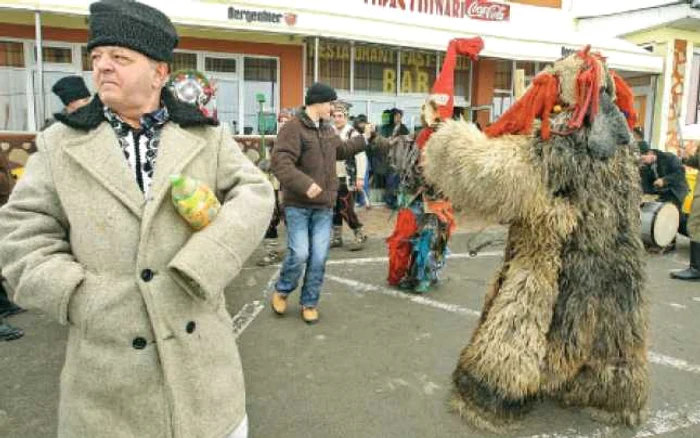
{"left": 0, "top": 94, "right": 274, "bottom": 438}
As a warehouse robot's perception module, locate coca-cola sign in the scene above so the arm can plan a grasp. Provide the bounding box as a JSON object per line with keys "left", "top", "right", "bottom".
{"left": 364, "top": 0, "right": 511, "bottom": 22}
{"left": 466, "top": 0, "right": 510, "bottom": 21}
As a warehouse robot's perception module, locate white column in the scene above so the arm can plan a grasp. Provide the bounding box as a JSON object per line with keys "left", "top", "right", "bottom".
{"left": 34, "top": 10, "right": 44, "bottom": 130}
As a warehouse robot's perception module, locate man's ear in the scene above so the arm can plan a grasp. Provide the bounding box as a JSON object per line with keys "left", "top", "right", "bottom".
{"left": 154, "top": 61, "right": 170, "bottom": 89}
{"left": 588, "top": 91, "right": 631, "bottom": 160}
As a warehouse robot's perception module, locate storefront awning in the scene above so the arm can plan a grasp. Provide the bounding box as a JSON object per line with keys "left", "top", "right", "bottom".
{"left": 0, "top": 0, "right": 664, "bottom": 73}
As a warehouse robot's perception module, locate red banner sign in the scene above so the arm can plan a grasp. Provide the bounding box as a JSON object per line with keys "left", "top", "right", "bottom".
{"left": 466, "top": 0, "right": 510, "bottom": 21}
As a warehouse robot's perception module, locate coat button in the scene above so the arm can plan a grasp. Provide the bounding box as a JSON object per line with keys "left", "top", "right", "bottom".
{"left": 132, "top": 337, "right": 147, "bottom": 350}
{"left": 140, "top": 269, "right": 154, "bottom": 282}
{"left": 186, "top": 321, "right": 196, "bottom": 334}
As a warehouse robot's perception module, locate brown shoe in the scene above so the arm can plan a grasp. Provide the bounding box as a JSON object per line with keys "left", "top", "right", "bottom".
{"left": 270, "top": 292, "right": 288, "bottom": 315}
{"left": 301, "top": 307, "right": 319, "bottom": 324}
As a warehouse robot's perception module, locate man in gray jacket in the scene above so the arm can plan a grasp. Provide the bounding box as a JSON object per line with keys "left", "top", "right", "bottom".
{"left": 0, "top": 1, "right": 273, "bottom": 437}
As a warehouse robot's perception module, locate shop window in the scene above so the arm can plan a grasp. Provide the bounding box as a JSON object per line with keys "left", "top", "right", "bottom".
{"left": 0, "top": 41, "right": 28, "bottom": 131}
{"left": 172, "top": 52, "right": 198, "bottom": 72}
{"left": 354, "top": 44, "right": 397, "bottom": 95}
{"left": 494, "top": 59, "right": 513, "bottom": 92}
{"left": 686, "top": 52, "right": 700, "bottom": 125}
{"left": 317, "top": 40, "right": 350, "bottom": 91}
{"left": 454, "top": 55, "right": 472, "bottom": 102}
{"left": 515, "top": 61, "right": 538, "bottom": 87}
{"left": 205, "top": 56, "right": 237, "bottom": 73}
{"left": 40, "top": 46, "right": 72, "bottom": 64}
{"left": 492, "top": 91, "right": 513, "bottom": 119}
{"left": 81, "top": 47, "right": 91, "bottom": 71}
{"left": 0, "top": 41, "right": 24, "bottom": 67}
{"left": 399, "top": 49, "right": 437, "bottom": 95}
{"left": 244, "top": 57, "right": 278, "bottom": 134}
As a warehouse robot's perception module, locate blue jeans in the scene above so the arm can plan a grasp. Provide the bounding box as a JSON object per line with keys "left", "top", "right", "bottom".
{"left": 275, "top": 206, "right": 333, "bottom": 307}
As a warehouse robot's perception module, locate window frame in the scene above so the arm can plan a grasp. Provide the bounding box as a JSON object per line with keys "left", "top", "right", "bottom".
{"left": 0, "top": 42, "right": 280, "bottom": 134}
{"left": 685, "top": 50, "right": 700, "bottom": 126}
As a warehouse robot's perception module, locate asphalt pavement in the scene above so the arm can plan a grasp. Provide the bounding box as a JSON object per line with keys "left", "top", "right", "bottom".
{"left": 1, "top": 231, "right": 699, "bottom": 438}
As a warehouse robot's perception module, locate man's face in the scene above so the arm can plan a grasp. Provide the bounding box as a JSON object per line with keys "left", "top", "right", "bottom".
{"left": 66, "top": 97, "right": 91, "bottom": 113}
{"left": 91, "top": 46, "right": 167, "bottom": 114}
{"left": 278, "top": 116, "right": 290, "bottom": 129}
{"left": 332, "top": 110, "right": 347, "bottom": 129}
{"left": 314, "top": 101, "right": 333, "bottom": 121}
{"left": 640, "top": 151, "right": 656, "bottom": 166}
{"left": 393, "top": 112, "right": 402, "bottom": 124}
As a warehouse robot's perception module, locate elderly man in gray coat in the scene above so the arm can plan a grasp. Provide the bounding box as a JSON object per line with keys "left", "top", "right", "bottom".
{"left": 0, "top": 1, "right": 273, "bottom": 437}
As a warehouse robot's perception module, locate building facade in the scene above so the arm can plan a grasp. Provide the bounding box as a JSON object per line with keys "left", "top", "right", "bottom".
{"left": 577, "top": 0, "right": 700, "bottom": 153}
{"left": 0, "top": 0, "right": 662, "bottom": 148}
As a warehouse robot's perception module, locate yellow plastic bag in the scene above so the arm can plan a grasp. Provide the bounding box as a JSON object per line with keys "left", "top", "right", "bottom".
{"left": 684, "top": 168, "right": 697, "bottom": 214}
{"left": 170, "top": 174, "right": 221, "bottom": 230}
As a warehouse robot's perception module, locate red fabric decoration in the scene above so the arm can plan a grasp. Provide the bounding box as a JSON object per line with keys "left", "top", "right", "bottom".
{"left": 425, "top": 199, "right": 456, "bottom": 237}
{"left": 610, "top": 70, "right": 637, "bottom": 130}
{"left": 387, "top": 208, "right": 419, "bottom": 285}
{"left": 484, "top": 72, "right": 559, "bottom": 140}
{"left": 415, "top": 126, "right": 435, "bottom": 150}
{"left": 431, "top": 37, "right": 484, "bottom": 120}
{"left": 568, "top": 46, "right": 603, "bottom": 130}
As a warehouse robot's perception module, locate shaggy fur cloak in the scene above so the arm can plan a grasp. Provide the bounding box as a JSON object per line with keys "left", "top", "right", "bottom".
{"left": 423, "top": 51, "right": 648, "bottom": 431}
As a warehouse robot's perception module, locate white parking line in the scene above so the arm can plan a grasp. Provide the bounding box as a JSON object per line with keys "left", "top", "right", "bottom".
{"left": 232, "top": 255, "right": 700, "bottom": 436}
{"left": 232, "top": 268, "right": 279, "bottom": 338}
{"left": 664, "top": 302, "right": 688, "bottom": 310}
{"left": 648, "top": 352, "right": 700, "bottom": 375}
{"left": 635, "top": 401, "right": 700, "bottom": 437}
{"left": 325, "top": 274, "right": 481, "bottom": 317}
{"left": 519, "top": 402, "right": 700, "bottom": 437}
{"left": 325, "top": 251, "right": 502, "bottom": 266}
{"left": 326, "top": 274, "right": 700, "bottom": 377}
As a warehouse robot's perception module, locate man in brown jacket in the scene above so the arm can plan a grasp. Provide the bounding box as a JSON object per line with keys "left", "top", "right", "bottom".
{"left": 270, "top": 82, "right": 376, "bottom": 323}
{"left": 672, "top": 144, "right": 700, "bottom": 281}
{"left": 0, "top": 153, "right": 24, "bottom": 341}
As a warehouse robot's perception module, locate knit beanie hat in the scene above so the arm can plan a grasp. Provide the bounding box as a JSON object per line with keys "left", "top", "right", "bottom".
{"left": 87, "top": 0, "right": 179, "bottom": 63}
{"left": 52, "top": 75, "right": 91, "bottom": 106}
{"left": 305, "top": 82, "right": 337, "bottom": 106}
{"left": 638, "top": 140, "right": 651, "bottom": 154}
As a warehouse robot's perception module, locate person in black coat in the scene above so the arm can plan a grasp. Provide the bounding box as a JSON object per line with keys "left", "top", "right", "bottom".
{"left": 638, "top": 140, "right": 688, "bottom": 211}
{"left": 0, "top": 153, "right": 24, "bottom": 341}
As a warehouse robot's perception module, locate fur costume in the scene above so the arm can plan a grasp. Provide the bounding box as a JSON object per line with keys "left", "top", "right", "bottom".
{"left": 422, "top": 47, "right": 648, "bottom": 431}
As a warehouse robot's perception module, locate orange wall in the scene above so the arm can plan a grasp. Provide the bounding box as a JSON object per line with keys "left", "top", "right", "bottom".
{"left": 471, "top": 58, "right": 496, "bottom": 128}
{"left": 0, "top": 24, "right": 304, "bottom": 109}
{"left": 179, "top": 36, "right": 303, "bottom": 109}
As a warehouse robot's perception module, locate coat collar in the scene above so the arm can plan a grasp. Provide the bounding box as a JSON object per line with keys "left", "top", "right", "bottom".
{"left": 55, "top": 88, "right": 218, "bottom": 131}
{"left": 62, "top": 115, "right": 207, "bottom": 220}
{"left": 298, "top": 108, "right": 332, "bottom": 132}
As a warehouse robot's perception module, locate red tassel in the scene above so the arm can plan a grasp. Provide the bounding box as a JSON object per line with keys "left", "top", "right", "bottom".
{"left": 415, "top": 126, "right": 435, "bottom": 150}
{"left": 387, "top": 208, "right": 419, "bottom": 285}
{"left": 568, "top": 48, "right": 603, "bottom": 129}
{"left": 610, "top": 71, "right": 637, "bottom": 129}
{"left": 484, "top": 72, "right": 559, "bottom": 140}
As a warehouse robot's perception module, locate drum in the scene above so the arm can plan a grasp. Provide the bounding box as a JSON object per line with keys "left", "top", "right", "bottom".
{"left": 640, "top": 201, "right": 679, "bottom": 248}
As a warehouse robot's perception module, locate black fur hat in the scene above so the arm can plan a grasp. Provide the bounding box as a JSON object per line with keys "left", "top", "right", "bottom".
{"left": 305, "top": 82, "right": 337, "bottom": 106}
{"left": 52, "top": 76, "right": 91, "bottom": 106}
{"left": 87, "top": 0, "right": 179, "bottom": 62}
